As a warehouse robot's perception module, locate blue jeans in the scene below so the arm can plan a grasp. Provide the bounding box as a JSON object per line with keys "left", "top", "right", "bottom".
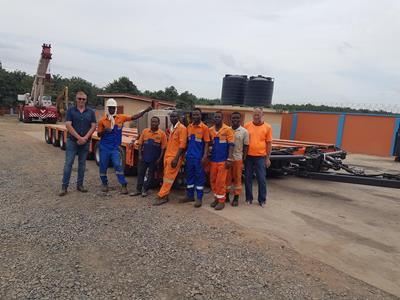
{"left": 61, "top": 138, "right": 90, "bottom": 188}
{"left": 244, "top": 156, "right": 267, "bottom": 204}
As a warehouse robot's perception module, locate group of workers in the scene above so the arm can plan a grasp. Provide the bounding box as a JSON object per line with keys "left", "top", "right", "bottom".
{"left": 59, "top": 91, "right": 273, "bottom": 210}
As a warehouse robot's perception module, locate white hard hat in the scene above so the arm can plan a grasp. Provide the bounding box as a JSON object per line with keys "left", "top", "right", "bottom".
{"left": 105, "top": 98, "right": 117, "bottom": 107}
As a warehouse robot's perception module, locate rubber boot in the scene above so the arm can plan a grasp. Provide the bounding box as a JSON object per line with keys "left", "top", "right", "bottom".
{"left": 101, "top": 184, "right": 109, "bottom": 193}
{"left": 210, "top": 199, "right": 218, "bottom": 208}
{"left": 121, "top": 184, "right": 128, "bottom": 195}
{"left": 194, "top": 199, "right": 202, "bottom": 208}
{"left": 59, "top": 186, "right": 67, "bottom": 196}
{"left": 231, "top": 195, "right": 239, "bottom": 207}
{"left": 215, "top": 202, "right": 225, "bottom": 210}
{"left": 225, "top": 193, "right": 230, "bottom": 204}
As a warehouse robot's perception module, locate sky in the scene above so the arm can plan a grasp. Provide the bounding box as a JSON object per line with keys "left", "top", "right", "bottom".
{"left": 1, "top": 0, "right": 399, "bottom": 107}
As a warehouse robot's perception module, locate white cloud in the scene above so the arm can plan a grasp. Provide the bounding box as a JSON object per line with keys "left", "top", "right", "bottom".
{"left": 1, "top": 0, "right": 399, "bottom": 105}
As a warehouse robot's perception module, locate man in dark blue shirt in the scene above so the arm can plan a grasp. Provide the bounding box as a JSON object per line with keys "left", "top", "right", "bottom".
{"left": 59, "top": 91, "right": 97, "bottom": 196}
{"left": 130, "top": 116, "right": 167, "bottom": 197}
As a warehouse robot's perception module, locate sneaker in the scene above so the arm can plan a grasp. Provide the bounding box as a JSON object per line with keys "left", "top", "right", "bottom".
{"left": 259, "top": 202, "right": 266, "bottom": 208}
{"left": 101, "top": 185, "right": 109, "bottom": 193}
{"left": 58, "top": 187, "right": 67, "bottom": 196}
{"left": 141, "top": 191, "right": 148, "bottom": 197}
{"left": 215, "top": 202, "right": 225, "bottom": 210}
{"left": 121, "top": 185, "right": 128, "bottom": 195}
{"left": 130, "top": 191, "right": 142, "bottom": 197}
{"left": 77, "top": 186, "right": 88, "bottom": 193}
{"left": 210, "top": 199, "right": 218, "bottom": 208}
{"left": 178, "top": 196, "right": 194, "bottom": 203}
{"left": 194, "top": 199, "right": 202, "bottom": 208}
{"left": 231, "top": 195, "right": 239, "bottom": 207}
{"left": 225, "top": 193, "right": 230, "bottom": 204}
{"left": 153, "top": 196, "right": 169, "bottom": 206}
{"left": 245, "top": 199, "right": 252, "bottom": 205}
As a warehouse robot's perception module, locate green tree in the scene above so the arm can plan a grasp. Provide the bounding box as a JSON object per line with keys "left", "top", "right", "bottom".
{"left": 105, "top": 76, "right": 140, "bottom": 95}
{"left": 176, "top": 91, "right": 196, "bottom": 110}
{"left": 163, "top": 86, "right": 179, "bottom": 101}
{"left": 0, "top": 69, "right": 33, "bottom": 108}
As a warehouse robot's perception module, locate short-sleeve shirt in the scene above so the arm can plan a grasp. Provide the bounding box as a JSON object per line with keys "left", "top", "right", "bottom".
{"left": 65, "top": 106, "right": 96, "bottom": 142}
{"left": 98, "top": 114, "right": 133, "bottom": 149}
{"left": 209, "top": 123, "right": 234, "bottom": 162}
{"left": 137, "top": 128, "right": 167, "bottom": 163}
{"left": 165, "top": 122, "right": 187, "bottom": 158}
{"left": 231, "top": 126, "right": 249, "bottom": 161}
{"left": 244, "top": 122, "right": 273, "bottom": 156}
{"left": 186, "top": 122, "right": 211, "bottom": 160}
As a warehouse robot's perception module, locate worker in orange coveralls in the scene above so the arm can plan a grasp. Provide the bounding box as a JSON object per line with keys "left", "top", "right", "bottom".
{"left": 209, "top": 111, "right": 234, "bottom": 210}
{"left": 154, "top": 110, "right": 187, "bottom": 206}
{"left": 225, "top": 111, "right": 249, "bottom": 207}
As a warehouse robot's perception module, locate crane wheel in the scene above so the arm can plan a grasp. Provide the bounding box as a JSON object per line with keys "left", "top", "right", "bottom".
{"left": 22, "top": 111, "right": 28, "bottom": 123}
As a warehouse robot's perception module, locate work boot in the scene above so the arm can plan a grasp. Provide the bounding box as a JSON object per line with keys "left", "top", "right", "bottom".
{"left": 231, "top": 195, "right": 239, "bottom": 207}
{"left": 153, "top": 196, "right": 169, "bottom": 206}
{"left": 58, "top": 186, "right": 67, "bottom": 196}
{"left": 130, "top": 190, "right": 141, "bottom": 197}
{"left": 121, "top": 184, "right": 128, "bottom": 195}
{"left": 77, "top": 185, "right": 88, "bottom": 193}
{"left": 141, "top": 191, "right": 148, "bottom": 197}
{"left": 194, "top": 199, "right": 202, "bottom": 208}
{"left": 179, "top": 196, "right": 194, "bottom": 203}
{"left": 225, "top": 193, "right": 230, "bottom": 204}
{"left": 101, "top": 184, "right": 109, "bottom": 193}
{"left": 210, "top": 199, "right": 218, "bottom": 208}
{"left": 214, "top": 202, "right": 225, "bottom": 210}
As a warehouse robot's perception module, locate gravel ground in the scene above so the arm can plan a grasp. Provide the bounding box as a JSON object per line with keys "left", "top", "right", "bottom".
{"left": 0, "top": 117, "right": 397, "bottom": 299}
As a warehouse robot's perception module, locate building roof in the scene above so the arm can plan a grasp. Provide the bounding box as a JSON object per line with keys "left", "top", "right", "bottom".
{"left": 97, "top": 93, "right": 175, "bottom": 107}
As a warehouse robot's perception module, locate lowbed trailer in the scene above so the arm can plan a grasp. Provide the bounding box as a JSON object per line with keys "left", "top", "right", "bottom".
{"left": 44, "top": 124, "right": 400, "bottom": 189}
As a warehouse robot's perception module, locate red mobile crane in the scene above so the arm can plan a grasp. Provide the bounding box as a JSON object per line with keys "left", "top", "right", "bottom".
{"left": 18, "top": 44, "right": 58, "bottom": 123}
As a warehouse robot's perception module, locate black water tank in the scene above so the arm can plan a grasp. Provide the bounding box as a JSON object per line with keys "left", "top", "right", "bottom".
{"left": 244, "top": 75, "right": 274, "bottom": 107}
{"left": 221, "top": 74, "right": 247, "bottom": 105}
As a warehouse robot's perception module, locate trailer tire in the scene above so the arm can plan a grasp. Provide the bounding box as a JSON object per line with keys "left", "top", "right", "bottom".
{"left": 59, "top": 132, "right": 66, "bottom": 150}
{"left": 94, "top": 143, "right": 100, "bottom": 166}
{"left": 52, "top": 129, "right": 60, "bottom": 147}
{"left": 45, "top": 128, "right": 52, "bottom": 144}
{"left": 119, "top": 147, "right": 127, "bottom": 174}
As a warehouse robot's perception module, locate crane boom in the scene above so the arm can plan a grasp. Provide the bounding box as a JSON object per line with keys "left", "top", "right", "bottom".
{"left": 17, "top": 43, "right": 58, "bottom": 123}
{"left": 30, "top": 44, "right": 52, "bottom": 106}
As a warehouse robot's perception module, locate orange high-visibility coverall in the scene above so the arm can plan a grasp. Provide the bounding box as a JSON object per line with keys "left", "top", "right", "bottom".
{"left": 209, "top": 123, "right": 234, "bottom": 203}
{"left": 157, "top": 122, "right": 187, "bottom": 198}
